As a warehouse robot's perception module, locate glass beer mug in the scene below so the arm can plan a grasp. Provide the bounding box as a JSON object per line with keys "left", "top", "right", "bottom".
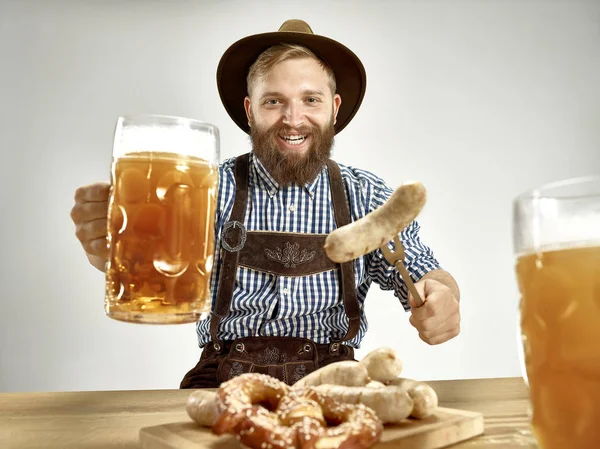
{"left": 105, "top": 115, "right": 219, "bottom": 324}
{"left": 513, "top": 176, "right": 600, "bottom": 448}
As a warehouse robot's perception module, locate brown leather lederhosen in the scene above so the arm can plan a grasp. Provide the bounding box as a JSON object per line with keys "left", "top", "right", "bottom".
{"left": 180, "top": 153, "right": 360, "bottom": 389}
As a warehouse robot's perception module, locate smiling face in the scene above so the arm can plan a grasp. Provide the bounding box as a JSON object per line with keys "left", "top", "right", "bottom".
{"left": 244, "top": 54, "right": 342, "bottom": 186}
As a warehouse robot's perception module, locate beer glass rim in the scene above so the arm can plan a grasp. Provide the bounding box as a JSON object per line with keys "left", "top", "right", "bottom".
{"left": 515, "top": 174, "right": 600, "bottom": 202}
{"left": 116, "top": 114, "right": 219, "bottom": 132}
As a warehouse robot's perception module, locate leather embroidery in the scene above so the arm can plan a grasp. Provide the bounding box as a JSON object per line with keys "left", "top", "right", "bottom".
{"left": 228, "top": 361, "right": 245, "bottom": 379}
{"left": 259, "top": 347, "right": 280, "bottom": 364}
{"left": 264, "top": 242, "right": 316, "bottom": 268}
{"left": 255, "top": 346, "right": 299, "bottom": 365}
{"left": 293, "top": 364, "right": 308, "bottom": 382}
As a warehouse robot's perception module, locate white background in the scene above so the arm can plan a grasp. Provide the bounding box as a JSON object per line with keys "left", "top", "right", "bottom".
{"left": 1, "top": 0, "right": 599, "bottom": 392}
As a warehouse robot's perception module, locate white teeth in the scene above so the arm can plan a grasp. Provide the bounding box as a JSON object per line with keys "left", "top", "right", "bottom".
{"left": 282, "top": 135, "right": 306, "bottom": 145}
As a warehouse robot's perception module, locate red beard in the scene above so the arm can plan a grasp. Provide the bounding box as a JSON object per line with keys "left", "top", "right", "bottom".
{"left": 250, "top": 118, "right": 335, "bottom": 186}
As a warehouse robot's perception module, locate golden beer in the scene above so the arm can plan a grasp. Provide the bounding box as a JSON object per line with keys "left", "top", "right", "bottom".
{"left": 105, "top": 150, "right": 218, "bottom": 324}
{"left": 517, "top": 244, "right": 600, "bottom": 448}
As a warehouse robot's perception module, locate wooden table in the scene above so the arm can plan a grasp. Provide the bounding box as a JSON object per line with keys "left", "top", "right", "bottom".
{"left": 0, "top": 377, "right": 538, "bottom": 448}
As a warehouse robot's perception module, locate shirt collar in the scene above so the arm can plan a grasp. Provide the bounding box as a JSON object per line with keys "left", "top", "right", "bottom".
{"left": 250, "top": 152, "right": 328, "bottom": 198}
{"left": 250, "top": 153, "right": 279, "bottom": 197}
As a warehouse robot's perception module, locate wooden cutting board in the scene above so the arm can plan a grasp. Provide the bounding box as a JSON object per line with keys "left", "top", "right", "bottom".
{"left": 139, "top": 407, "right": 484, "bottom": 449}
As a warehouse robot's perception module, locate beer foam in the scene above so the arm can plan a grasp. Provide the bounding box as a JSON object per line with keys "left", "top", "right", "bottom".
{"left": 524, "top": 213, "right": 600, "bottom": 254}
{"left": 114, "top": 122, "right": 219, "bottom": 162}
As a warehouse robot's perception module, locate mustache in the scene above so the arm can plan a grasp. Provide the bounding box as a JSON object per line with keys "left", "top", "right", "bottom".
{"left": 272, "top": 124, "right": 315, "bottom": 136}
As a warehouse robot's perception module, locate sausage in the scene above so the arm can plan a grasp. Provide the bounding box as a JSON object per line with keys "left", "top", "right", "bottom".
{"left": 293, "top": 360, "right": 371, "bottom": 387}
{"left": 324, "top": 181, "right": 427, "bottom": 263}
{"left": 185, "top": 389, "right": 218, "bottom": 427}
{"left": 313, "top": 384, "right": 414, "bottom": 424}
{"left": 359, "top": 347, "right": 404, "bottom": 383}
{"left": 386, "top": 377, "right": 438, "bottom": 419}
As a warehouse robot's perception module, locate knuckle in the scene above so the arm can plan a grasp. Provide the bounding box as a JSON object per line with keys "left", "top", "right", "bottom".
{"left": 421, "top": 334, "right": 434, "bottom": 345}
{"left": 420, "top": 321, "right": 432, "bottom": 332}
{"left": 70, "top": 205, "right": 79, "bottom": 222}
{"left": 91, "top": 238, "right": 107, "bottom": 254}
{"left": 84, "top": 203, "right": 97, "bottom": 219}
{"left": 82, "top": 240, "right": 94, "bottom": 254}
{"left": 420, "top": 329, "right": 433, "bottom": 340}
{"left": 74, "top": 186, "right": 85, "bottom": 200}
{"left": 75, "top": 224, "right": 86, "bottom": 240}
{"left": 72, "top": 201, "right": 94, "bottom": 223}
{"left": 95, "top": 183, "right": 110, "bottom": 199}
{"left": 91, "top": 184, "right": 103, "bottom": 198}
{"left": 454, "top": 314, "right": 461, "bottom": 327}
{"left": 94, "top": 219, "right": 107, "bottom": 233}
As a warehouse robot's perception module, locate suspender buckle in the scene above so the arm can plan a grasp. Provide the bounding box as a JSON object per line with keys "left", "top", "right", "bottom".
{"left": 222, "top": 220, "right": 247, "bottom": 252}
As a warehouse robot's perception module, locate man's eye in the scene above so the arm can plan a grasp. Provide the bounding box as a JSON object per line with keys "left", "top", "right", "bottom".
{"left": 265, "top": 99, "right": 279, "bottom": 105}
{"left": 307, "top": 97, "right": 319, "bottom": 103}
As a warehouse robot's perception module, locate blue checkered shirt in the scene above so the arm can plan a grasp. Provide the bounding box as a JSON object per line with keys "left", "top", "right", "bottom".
{"left": 196, "top": 153, "right": 440, "bottom": 348}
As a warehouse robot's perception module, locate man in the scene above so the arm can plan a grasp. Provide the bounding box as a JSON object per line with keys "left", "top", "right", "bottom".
{"left": 71, "top": 19, "right": 460, "bottom": 388}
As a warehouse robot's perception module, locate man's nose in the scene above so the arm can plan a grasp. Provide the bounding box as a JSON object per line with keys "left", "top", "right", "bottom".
{"left": 282, "top": 102, "right": 305, "bottom": 128}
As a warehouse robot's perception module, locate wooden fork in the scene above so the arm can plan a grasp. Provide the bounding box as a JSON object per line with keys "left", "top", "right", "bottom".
{"left": 380, "top": 235, "right": 424, "bottom": 307}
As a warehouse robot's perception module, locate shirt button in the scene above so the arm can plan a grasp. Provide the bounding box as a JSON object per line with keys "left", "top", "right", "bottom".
{"left": 289, "top": 204, "right": 296, "bottom": 212}
{"left": 282, "top": 288, "right": 289, "bottom": 295}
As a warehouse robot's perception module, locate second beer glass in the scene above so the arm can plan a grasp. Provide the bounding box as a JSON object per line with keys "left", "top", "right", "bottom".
{"left": 513, "top": 176, "right": 600, "bottom": 448}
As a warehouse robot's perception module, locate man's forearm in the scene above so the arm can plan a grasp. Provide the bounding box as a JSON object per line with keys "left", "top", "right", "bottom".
{"left": 421, "top": 269, "right": 460, "bottom": 302}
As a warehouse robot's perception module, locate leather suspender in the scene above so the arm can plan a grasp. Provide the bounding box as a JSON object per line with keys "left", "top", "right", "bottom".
{"left": 210, "top": 153, "right": 361, "bottom": 354}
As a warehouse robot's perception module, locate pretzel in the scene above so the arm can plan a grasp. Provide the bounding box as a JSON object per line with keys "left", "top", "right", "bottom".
{"left": 212, "top": 372, "right": 383, "bottom": 449}
{"left": 212, "top": 372, "right": 290, "bottom": 435}
{"left": 282, "top": 387, "right": 383, "bottom": 449}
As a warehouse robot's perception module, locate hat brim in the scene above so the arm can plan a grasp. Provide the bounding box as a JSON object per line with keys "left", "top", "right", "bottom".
{"left": 216, "top": 31, "right": 366, "bottom": 135}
